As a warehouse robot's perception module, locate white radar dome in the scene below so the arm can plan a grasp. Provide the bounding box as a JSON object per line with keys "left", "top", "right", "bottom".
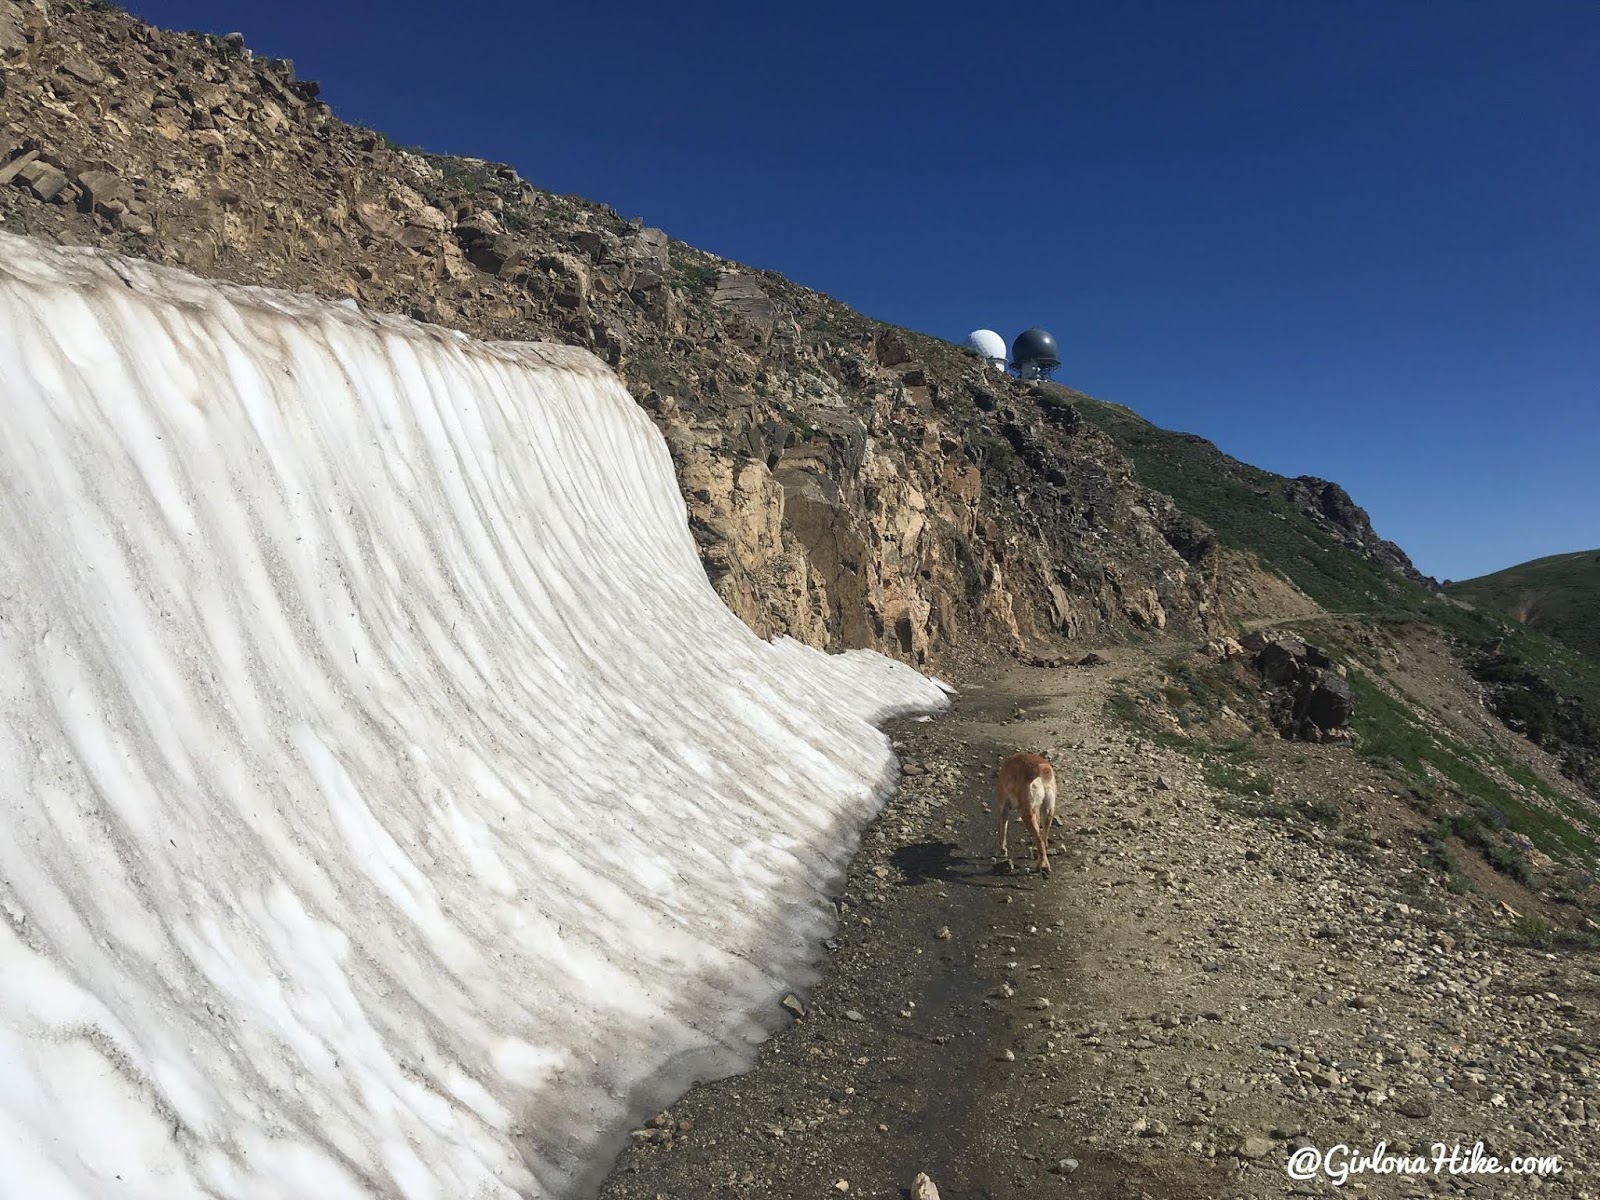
{"left": 964, "top": 329, "right": 1007, "bottom": 370}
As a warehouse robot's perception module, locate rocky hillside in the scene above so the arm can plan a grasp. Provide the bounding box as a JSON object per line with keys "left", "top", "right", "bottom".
{"left": 1446, "top": 549, "right": 1600, "bottom": 661}
{"left": 1075, "top": 397, "right": 1434, "bottom": 609}
{"left": 0, "top": 0, "right": 1248, "bottom": 664}
{"left": 1069, "top": 397, "right": 1600, "bottom": 796}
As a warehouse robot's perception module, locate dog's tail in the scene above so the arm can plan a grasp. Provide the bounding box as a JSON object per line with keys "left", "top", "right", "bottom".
{"left": 1026, "top": 769, "right": 1055, "bottom": 874}
{"left": 1027, "top": 771, "right": 1055, "bottom": 815}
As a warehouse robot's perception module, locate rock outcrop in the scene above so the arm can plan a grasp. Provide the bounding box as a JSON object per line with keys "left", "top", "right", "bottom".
{"left": 1245, "top": 632, "right": 1356, "bottom": 741}
{"left": 1281, "top": 475, "right": 1432, "bottom": 587}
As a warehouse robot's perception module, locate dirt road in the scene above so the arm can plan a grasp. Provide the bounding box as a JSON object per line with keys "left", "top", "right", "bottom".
{"left": 597, "top": 647, "right": 1598, "bottom": 1200}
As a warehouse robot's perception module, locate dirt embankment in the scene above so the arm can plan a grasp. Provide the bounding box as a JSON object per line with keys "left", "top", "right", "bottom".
{"left": 598, "top": 646, "right": 1598, "bottom": 1200}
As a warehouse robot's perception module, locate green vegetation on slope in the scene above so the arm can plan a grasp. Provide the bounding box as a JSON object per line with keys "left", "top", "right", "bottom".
{"left": 1075, "top": 398, "right": 1420, "bottom": 612}
{"left": 1445, "top": 549, "right": 1600, "bottom": 660}
{"left": 1348, "top": 669, "right": 1597, "bottom": 866}
{"left": 1076, "top": 397, "right": 1600, "bottom": 801}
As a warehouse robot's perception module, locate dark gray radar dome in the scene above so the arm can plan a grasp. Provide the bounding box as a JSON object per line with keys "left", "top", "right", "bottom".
{"left": 1011, "top": 328, "right": 1061, "bottom": 372}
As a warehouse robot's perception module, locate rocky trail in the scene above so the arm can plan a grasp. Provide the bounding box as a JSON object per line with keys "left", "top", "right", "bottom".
{"left": 598, "top": 645, "right": 1598, "bottom": 1200}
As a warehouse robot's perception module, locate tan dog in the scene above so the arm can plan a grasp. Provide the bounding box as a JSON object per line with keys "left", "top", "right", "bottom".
{"left": 995, "top": 753, "right": 1057, "bottom": 875}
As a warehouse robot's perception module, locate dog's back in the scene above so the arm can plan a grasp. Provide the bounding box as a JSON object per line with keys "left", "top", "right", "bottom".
{"left": 995, "top": 753, "right": 1057, "bottom": 874}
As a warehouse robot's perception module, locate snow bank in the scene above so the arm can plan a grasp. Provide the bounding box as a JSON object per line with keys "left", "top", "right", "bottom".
{"left": 0, "top": 233, "right": 947, "bottom": 1199}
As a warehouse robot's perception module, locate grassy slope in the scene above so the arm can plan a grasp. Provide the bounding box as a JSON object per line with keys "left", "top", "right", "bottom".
{"left": 1075, "top": 397, "right": 1600, "bottom": 802}
{"left": 1445, "top": 549, "right": 1600, "bottom": 659}
{"left": 1348, "top": 667, "right": 1598, "bottom": 865}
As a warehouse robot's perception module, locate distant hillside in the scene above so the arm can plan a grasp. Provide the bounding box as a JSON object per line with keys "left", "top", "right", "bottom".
{"left": 1446, "top": 550, "right": 1600, "bottom": 660}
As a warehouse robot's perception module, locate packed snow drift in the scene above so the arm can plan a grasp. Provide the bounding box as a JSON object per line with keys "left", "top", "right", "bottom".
{"left": 0, "top": 233, "right": 948, "bottom": 1199}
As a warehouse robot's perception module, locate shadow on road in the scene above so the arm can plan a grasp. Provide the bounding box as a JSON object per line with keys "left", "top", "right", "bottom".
{"left": 889, "top": 839, "right": 1042, "bottom": 890}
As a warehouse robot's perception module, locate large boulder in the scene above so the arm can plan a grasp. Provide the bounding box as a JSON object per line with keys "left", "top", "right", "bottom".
{"left": 74, "top": 168, "right": 132, "bottom": 216}
{"left": 1303, "top": 668, "right": 1355, "bottom": 731}
{"left": 1252, "top": 635, "right": 1355, "bottom": 740}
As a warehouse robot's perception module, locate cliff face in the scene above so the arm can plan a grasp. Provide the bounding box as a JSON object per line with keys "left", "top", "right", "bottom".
{"left": 2, "top": 2, "right": 1241, "bottom": 660}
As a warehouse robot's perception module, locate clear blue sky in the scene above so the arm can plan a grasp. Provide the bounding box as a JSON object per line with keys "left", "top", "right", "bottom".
{"left": 128, "top": 0, "right": 1598, "bottom": 581}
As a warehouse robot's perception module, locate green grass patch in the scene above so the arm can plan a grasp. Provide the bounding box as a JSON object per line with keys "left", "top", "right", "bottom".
{"left": 1329, "top": 832, "right": 1377, "bottom": 861}
{"left": 1506, "top": 915, "right": 1554, "bottom": 947}
{"left": 1215, "top": 795, "right": 1292, "bottom": 820}
{"left": 1102, "top": 688, "right": 1191, "bottom": 752}
{"left": 1427, "top": 815, "right": 1533, "bottom": 886}
{"left": 1419, "top": 831, "right": 1475, "bottom": 894}
{"left": 1350, "top": 669, "right": 1597, "bottom": 865}
{"left": 1156, "top": 655, "right": 1244, "bottom": 726}
{"left": 1198, "top": 733, "right": 1348, "bottom": 826}
{"left": 1497, "top": 916, "right": 1600, "bottom": 952}
{"left": 1203, "top": 756, "right": 1273, "bottom": 797}
{"left": 1215, "top": 793, "right": 1342, "bottom": 827}
{"left": 673, "top": 262, "right": 720, "bottom": 296}
{"left": 1214, "top": 738, "right": 1262, "bottom": 761}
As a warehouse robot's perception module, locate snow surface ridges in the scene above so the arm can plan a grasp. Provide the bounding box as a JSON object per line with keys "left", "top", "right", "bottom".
{"left": 0, "top": 233, "right": 948, "bottom": 1199}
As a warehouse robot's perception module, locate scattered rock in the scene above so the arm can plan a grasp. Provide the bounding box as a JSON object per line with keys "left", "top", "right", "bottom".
{"left": 0, "top": 150, "right": 41, "bottom": 186}
{"left": 57, "top": 53, "right": 104, "bottom": 85}
{"left": 75, "top": 167, "right": 130, "bottom": 215}
{"left": 14, "top": 158, "right": 70, "bottom": 203}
